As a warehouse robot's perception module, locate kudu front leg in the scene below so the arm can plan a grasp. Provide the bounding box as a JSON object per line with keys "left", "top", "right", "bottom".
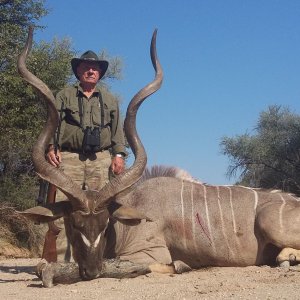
{"left": 276, "top": 247, "right": 300, "bottom": 268}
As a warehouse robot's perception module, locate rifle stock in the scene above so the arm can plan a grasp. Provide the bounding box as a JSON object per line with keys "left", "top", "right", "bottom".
{"left": 36, "top": 179, "right": 48, "bottom": 206}
{"left": 42, "top": 183, "right": 61, "bottom": 263}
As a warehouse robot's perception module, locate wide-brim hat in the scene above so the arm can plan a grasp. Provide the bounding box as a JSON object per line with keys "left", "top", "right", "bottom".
{"left": 71, "top": 50, "right": 109, "bottom": 80}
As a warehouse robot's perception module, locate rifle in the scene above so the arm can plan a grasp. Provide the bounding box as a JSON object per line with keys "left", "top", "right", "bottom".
{"left": 41, "top": 182, "right": 61, "bottom": 263}
{"left": 41, "top": 102, "right": 64, "bottom": 263}
{"left": 36, "top": 179, "right": 48, "bottom": 206}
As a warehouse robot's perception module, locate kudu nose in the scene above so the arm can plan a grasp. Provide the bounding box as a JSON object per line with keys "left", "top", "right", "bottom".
{"left": 81, "top": 267, "right": 99, "bottom": 280}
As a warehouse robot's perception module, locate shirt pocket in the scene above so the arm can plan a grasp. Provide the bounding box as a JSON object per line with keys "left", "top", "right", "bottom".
{"left": 92, "top": 103, "right": 111, "bottom": 128}
{"left": 65, "top": 104, "right": 81, "bottom": 126}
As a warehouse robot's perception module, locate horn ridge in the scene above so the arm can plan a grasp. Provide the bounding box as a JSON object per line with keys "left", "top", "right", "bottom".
{"left": 94, "top": 29, "right": 163, "bottom": 207}
{"left": 17, "top": 27, "right": 89, "bottom": 212}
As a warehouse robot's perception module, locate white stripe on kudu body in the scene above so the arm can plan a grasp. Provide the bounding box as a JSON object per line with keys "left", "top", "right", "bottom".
{"left": 203, "top": 185, "right": 216, "bottom": 254}
{"left": 227, "top": 187, "right": 237, "bottom": 234}
{"left": 217, "top": 186, "right": 234, "bottom": 258}
{"left": 253, "top": 189, "right": 258, "bottom": 211}
{"left": 190, "top": 183, "right": 198, "bottom": 251}
{"left": 239, "top": 185, "right": 258, "bottom": 210}
{"left": 279, "top": 194, "right": 286, "bottom": 230}
{"left": 225, "top": 186, "right": 241, "bottom": 258}
{"left": 180, "top": 180, "right": 187, "bottom": 250}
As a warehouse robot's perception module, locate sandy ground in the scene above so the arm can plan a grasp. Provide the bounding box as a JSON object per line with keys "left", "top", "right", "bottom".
{"left": 1, "top": 258, "right": 300, "bottom": 299}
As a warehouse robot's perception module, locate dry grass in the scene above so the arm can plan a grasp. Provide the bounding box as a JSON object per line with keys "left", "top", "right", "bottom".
{"left": 0, "top": 202, "right": 44, "bottom": 258}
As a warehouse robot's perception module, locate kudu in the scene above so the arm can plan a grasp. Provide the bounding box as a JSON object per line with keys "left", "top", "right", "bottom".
{"left": 18, "top": 27, "right": 160, "bottom": 280}
{"left": 19, "top": 28, "right": 300, "bottom": 281}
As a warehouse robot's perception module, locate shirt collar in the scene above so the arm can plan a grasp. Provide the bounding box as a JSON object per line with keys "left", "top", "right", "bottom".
{"left": 75, "top": 83, "right": 101, "bottom": 97}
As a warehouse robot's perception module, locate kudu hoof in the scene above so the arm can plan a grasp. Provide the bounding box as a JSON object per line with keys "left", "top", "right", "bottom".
{"left": 279, "top": 260, "right": 290, "bottom": 268}
{"left": 173, "top": 260, "right": 192, "bottom": 274}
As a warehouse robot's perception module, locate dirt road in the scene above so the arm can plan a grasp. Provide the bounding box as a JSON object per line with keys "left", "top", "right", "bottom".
{"left": 1, "top": 258, "right": 300, "bottom": 299}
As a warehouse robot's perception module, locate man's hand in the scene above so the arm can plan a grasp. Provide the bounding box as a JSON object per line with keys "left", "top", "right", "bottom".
{"left": 46, "top": 145, "right": 62, "bottom": 167}
{"left": 111, "top": 156, "right": 125, "bottom": 175}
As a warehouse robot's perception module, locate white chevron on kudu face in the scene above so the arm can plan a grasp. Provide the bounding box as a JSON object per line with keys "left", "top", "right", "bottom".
{"left": 80, "top": 219, "right": 109, "bottom": 249}
{"left": 80, "top": 233, "right": 102, "bottom": 249}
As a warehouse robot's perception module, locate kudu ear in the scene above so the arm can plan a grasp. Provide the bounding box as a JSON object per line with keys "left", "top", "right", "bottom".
{"left": 108, "top": 202, "right": 153, "bottom": 225}
{"left": 19, "top": 201, "right": 72, "bottom": 223}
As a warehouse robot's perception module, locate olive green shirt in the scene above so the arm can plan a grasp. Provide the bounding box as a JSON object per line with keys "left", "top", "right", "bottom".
{"left": 54, "top": 83, "right": 126, "bottom": 156}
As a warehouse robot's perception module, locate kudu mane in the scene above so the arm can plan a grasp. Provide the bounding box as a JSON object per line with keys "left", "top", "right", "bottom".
{"left": 139, "top": 165, "right": 201, "bottom": 185}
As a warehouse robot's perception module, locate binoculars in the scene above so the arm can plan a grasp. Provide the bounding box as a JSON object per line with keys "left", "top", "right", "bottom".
{"left": 82, "top": 126, "right": 101, "bottom": 153}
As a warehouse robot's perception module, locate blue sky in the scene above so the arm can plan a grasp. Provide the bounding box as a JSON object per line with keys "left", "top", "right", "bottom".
{"left": 34, "top": 0, "right": 300, "bottom": 185}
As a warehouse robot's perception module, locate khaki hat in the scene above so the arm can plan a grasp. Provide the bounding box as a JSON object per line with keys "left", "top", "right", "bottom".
{"left": 71, "top": 50, "right": 109, "bottom": 80}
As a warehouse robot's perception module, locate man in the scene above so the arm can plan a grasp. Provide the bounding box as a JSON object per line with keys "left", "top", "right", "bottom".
{"left": 47, "top": 50, "right": 126, "bottom": 190}
{"left": 46, "top": 50, "right": 126, "bottom": 261}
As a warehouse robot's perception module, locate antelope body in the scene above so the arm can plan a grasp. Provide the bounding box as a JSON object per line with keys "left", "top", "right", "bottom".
{"left": 113, "top": 177, "right": 300, "bottom": 269}
{"left": 18, "top": 28, "right": 300, "bottom": 281}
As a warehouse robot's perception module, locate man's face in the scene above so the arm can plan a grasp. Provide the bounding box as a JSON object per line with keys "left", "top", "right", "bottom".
{"left": 77, "top": 61, "right": 101, "bottom": 85}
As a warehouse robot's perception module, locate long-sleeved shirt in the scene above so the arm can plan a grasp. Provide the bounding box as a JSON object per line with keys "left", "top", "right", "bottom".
{"left": 53, "top": 83, "right": 127, "bottom": 156}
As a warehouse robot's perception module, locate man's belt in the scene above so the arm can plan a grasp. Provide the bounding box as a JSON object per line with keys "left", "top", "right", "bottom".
{"left": 60, "top": 144, "right": 112, "bottom": 154}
